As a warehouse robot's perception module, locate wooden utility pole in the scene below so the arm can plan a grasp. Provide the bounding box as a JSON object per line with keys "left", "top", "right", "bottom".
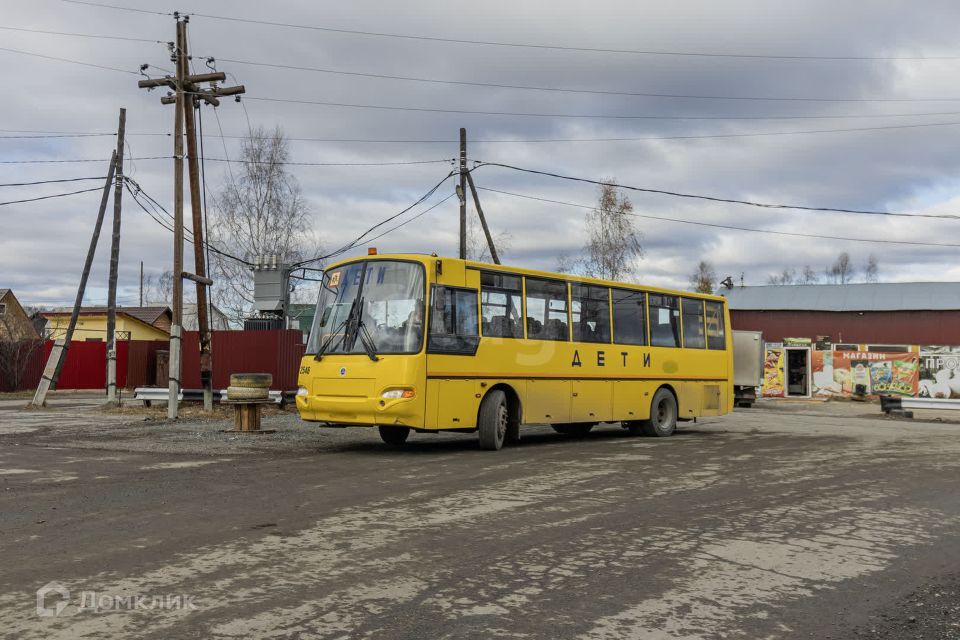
{"left": 137, "top": 14, "right": 245, "bottom": 418}
{"left": 30, "top": 151, "right": 117, "bottom": 408}
{"left": 465, "top": 172, "right": 500, "bottom": 265}
{"left": 459, "top": 128, "right": 467, "bottom": 260}
{"left": 139, "top": 261, "right": 144, "bottom": 306}
{"left": 105, "top": 107, "right": 126, "bottom": 406}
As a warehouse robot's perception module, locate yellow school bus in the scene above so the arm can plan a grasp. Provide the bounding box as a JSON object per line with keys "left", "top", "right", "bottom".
{"left": 296, "top": 253, "right": 733, "bottom": 450}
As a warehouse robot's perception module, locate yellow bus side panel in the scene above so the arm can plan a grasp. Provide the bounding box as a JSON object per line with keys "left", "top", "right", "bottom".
{"left": 571, "top": 380, "right": 613, "bottom": 422}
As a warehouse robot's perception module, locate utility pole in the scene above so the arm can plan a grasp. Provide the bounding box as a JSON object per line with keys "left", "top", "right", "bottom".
{"left": 459, "top": 127, "right": 467, "bottom": 260}
{"left": 105, "top": 107, "right": 126, "bottom": 406}
{"left": 137, "top": 14, "right": 245, "bottom": 418}
{"left": 139, "top": 261, "right": 144, "bottom": 306}
{"left": 30, "top": 151, "right": 117, "bottom": 408}
{"left": 465, "top": 171, "right": 500, "bottom": 265}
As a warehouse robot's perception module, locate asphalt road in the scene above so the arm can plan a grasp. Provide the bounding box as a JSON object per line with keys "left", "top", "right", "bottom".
{"left": 1, "top": 399, "right": 959, "bottom": 639}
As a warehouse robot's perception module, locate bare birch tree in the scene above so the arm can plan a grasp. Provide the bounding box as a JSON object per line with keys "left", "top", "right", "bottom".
{"left": 826, "top": 252, "right": 855, "bottom": 284}
{"left": 465, "top": 214, "right": 511, "bottom": 263}
{"left": 208, "top": 126, "right": 321, "bottom": 323}
{"left": 689, "top": 261, "right": 717, "bottom": 294}
{"left": 577, "top": 181, "right": 643, "bottom": 281}
{"left": 864, "top": 254, "right": 879, "bottom": 283}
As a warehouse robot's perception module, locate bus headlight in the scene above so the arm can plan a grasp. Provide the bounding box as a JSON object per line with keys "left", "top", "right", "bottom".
{"left": 381, "top": 388, "right": 415, "bottom": 400}
{"left": 296, "top": 386, "right": 309, "bottom": 397}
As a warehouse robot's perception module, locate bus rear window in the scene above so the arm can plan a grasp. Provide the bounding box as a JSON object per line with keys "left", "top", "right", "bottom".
{"left": 705, "top": 300, "right": 726, "bottom": 350}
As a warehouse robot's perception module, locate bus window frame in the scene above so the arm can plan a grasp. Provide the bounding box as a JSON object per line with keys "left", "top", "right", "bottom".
{"left": 479, "top": 270, "right": 524, "bottom": 340}
{"left": 523, "top": 275, "right": 571, "bottom": 342}
{"left": 648, "top": 293, "right": 682, "bottom": 349}
{"left": 570, "top": 283, "right": 612, "bottom": 345}
{"left": 427, "top": 284, "right": 481, "bottom": 355}
{"left": 705, "top": 299, "right": 727, "bottom": 350}
{"left": 611, "top": 286, "right": 649, "bottom": 346}
{"left": 681, "top": 297, "right": 707, "bottom": 350}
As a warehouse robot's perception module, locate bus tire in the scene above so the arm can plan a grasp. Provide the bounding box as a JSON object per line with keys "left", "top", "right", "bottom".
{"left": 551, "top": 423, "right": 594, "bottom": 436}
{"left": 642, "top": 388, "right": 678, "bottom": 437}
{"left": 378, "top": 425, "right": 410, "bottom": 446}
{"left": 477, "top": 390, "right": 508, "bottom": 451}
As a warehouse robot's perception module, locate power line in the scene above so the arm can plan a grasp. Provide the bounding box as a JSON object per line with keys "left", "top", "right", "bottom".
{"left": 158, "top": 9, "right": 960, "bottom": 62}
{"left": 472, "top": 161, "right": 960, "bottom": 220}
{"left": 0, "top": 45, "right": 138, "bottom": 75}
{"left": 0, "top": 25, "right": 162, "bottom": 43}
{"left": 0, "top": 156, "right": 170, "bottom": 164}
{"left": 61, "top": 0, "right": 171, "bottom": 16}
{"left": 242, "top": 96, "right": 960, "bottom": 121}
{"left": 0, "top": 176, "right": 107, "bottom": 187}
{"left": 221, "top": 57, "right": 960, "bottom": 103}
{"left": 11, "top": 119, "right": 960, "bottom": 144}
{"left": 477, "top": 186, "right": 960, "bottom": 249}
{"left": 0, "top": 186, "right": 103, "bottom": 206}
{"left": 202, "top": 157, "right": 455, "bottom": 167}
{"left": 290, "top": 171, "right": 456, "bottom": 268}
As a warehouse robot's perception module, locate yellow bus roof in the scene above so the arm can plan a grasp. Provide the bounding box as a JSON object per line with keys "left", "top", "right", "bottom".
{"left": 323, "top": 253, "right": 728, "bottom": 303}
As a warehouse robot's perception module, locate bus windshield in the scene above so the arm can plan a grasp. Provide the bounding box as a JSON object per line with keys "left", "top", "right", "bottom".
{"left": 306, "top": 260, "right": 426, "bottom": 356}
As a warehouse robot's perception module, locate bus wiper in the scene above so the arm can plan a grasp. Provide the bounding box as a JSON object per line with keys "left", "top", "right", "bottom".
{"left": 356, "top": 319, "right": 380, "bottom": 362}
{"left": 313, "top": 302, "right": 356, "bottom": 361}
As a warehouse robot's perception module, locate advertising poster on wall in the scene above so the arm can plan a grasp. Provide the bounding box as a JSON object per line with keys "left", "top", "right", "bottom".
{"left": 762, "top": 348, "right": 784, "bottom": 397}
{"left": 919, "top": 347, "right": 960, "bottom": 399}
{"left": 811, "top": 351, "right": 919, "bottom": 397}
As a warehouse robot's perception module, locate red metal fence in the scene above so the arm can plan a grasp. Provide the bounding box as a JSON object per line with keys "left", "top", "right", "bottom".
{"left": 181, "top": 330, "right": 305, "bottom": 390}
{"left": 2, "top": 330, "right": 304, "bottom": 392}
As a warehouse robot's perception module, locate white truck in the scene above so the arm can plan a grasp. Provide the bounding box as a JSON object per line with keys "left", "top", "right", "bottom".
{"left": 732, "top": 330, "right": 764, "bottom": 408}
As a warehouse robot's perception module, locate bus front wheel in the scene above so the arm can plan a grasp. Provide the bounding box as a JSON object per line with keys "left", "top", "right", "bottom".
{"left": 478, "top": 390, "right": 508, "bottom": 451}
{"left": 378, "top": 425, "right": 410, "bottom": 446}
{"left": 636, "top": 388, "right": 678, "bottom": 437}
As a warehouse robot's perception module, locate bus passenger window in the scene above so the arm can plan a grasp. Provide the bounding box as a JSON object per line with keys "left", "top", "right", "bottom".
{"left": 681, "top": 298, "right": 706, "bottom": 349}
{"left": 612, "top": 289, "right": 647, "bottom": 345}
{"left": 480, "top": 271, "right": 522, "bottom": 338}
{"left": 525, "top": 278, "right": 568, "bottom": 341}
{"left": 571, "top": 284, "right": 610, "bottom": 343}
{"left": 648, "top": 294, "right": 680, "bottom": 348}
{"left": 428, "top": 286, "right": 479, "bottom": 354}
{"left": 705, "top": 300, "right": 726, "bottom": 350}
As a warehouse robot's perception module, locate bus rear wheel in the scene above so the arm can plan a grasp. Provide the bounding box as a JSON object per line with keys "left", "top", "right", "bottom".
{"left": 378, "top": 425, "right": 410, "bottom": 446}
{"left": 478, "top": 390, "right": 508, "bottom": 451}
{"left": 551, "top": 423, "right": 595, "bottom": 436}
{"left": 641, "top": 388, "right": 678, "bottom": 437}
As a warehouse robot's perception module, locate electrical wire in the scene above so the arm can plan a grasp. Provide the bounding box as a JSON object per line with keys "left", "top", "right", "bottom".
{"left": 289, "top": 171, "right": 456, "bottom": 268}
{"left": 202, "top": 157, "right": 455, "bottom": 167}
{"left": 0, "top": 186, "right": 103, "bottom": 206}
{"left": 242, "top": 96, "right": 960, "bottom": 121}
{"left": 0, "top": 177, "right": 107, "bottom": 187}
{"left": 219, "top": 57, "right": 960, "bottom": 104}
{"left": 61, "top": 0, "right": 172, "bottom": 16}
{"left": 171, "top": 10, "right": 960, "bottom": 62}
{"left": 0, "top": 156, "right": 170, "bottom": 164}
{"left": 0, "top": 45, "right": 138, "bottom": 74}
{"left": 0, "top": 25, "right": 163, "bottom": 43}
{"left": 476, "top": 185, "right": 960, "bottom": 249}
{"left": 472, "top": 161, "right": 960, "bottom": 220}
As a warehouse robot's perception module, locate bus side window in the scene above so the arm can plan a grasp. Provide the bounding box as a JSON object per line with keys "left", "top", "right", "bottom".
{"left": 612, "top": 288, "right": 647, "bottom": 345}
{"left": 705, "top": 300, "right": 726, "bottom": 350}
{"left": 525, "top": 277, "right": 568, "bottom": 341}
{"left": 648, "top": 294, "right": 680, "bottom": 348}
{"left": 681, "top": 298, "right": 706, "bottom": 349}
{"left": 428, "top": 286, "right": 480, "bottom": 354}
{"left": 480, "top": 271, "right": 523, "bottom": 338}
{"left": 571, "top": 284, "right": 610, "bottom": 343}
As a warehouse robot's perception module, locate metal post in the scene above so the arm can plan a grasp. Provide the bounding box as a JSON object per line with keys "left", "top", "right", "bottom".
{"left": 105, "top": 108, "right": 126, "bottom": 405}
{"left": 459, "top": 127, "right": 467, "bottom": 260}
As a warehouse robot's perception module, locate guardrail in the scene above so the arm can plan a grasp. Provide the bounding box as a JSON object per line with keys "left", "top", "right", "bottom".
{"left": 879, "top": 394, "right": 960, "bottom": 418}
{"left": 134, "top": 387, "right": 290, "bottom": 406}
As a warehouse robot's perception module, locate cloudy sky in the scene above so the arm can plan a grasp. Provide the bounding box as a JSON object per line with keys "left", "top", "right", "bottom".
{"left": 5, "top": 0, "right": 960, "bottom": 308}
